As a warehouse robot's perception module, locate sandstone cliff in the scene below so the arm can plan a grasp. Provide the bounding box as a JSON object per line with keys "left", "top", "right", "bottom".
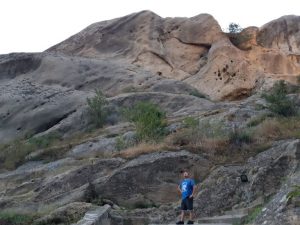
{"left": 0, "top": 11, "right": 299, "bottom": 225}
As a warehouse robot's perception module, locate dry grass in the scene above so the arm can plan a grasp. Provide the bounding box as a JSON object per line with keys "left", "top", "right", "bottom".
{"left": 166, "top": 127, "right": 229, "bottom": 153}
{"left": 254, "top": 116, "right": 300, "bottom": 142}
{"left": 114, "top": 142, "right": 168, "bottom": 159}
{"left": 254, "top": 118, "right": 282, "bottom": 141}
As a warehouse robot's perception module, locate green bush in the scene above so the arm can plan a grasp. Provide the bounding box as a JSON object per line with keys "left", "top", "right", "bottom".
{"left": 262, "top": 80, "right": 297, "bottom": 117}
{"left": 287, "top": 185, "right": 300, "bottom": 201}
{"left": 115, "top": 136, "right": 128, "bottom": 151}
{"left": 123, "top": 102, "right": 166, "bottom": 142}
{"left": 87, "top": 89, "right": 108, "bottom": 128}
{"left": 28, "top": 133, "right": 60, "bottom": 148}
{"left": 0, "top": 212, "right": 34, "bottom": 225}
{"left": 183, "top": 117, "right": 199, "bottom": 129}
{"left": 0, "top": 133, "right": 61, "bottom": 170}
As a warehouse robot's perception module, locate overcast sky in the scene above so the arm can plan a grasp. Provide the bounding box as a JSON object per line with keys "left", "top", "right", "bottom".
{"left": 1, "top": 0, "right": 299, "bottom": 54}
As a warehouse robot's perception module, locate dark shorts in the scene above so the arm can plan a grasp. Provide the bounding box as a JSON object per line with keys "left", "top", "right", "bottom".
{"left": 181, "top": 197, "right": 193, "bottom": 211}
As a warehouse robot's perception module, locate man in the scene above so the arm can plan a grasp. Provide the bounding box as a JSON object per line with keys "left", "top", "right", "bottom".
{"left": 176, "top": 171, "right": 196, "bottom": 224}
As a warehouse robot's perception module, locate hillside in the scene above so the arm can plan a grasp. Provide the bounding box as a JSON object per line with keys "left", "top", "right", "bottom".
{"left": 0, "top": 11, "right": 299, "bottom": 225}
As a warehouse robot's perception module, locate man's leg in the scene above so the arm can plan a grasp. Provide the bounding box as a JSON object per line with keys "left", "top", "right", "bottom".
{"left": 189, "top": 210, "right": 193, "bottom": 221}
{"left": 180, "top": 210, "right": 184, "bottom": 221}
{"left": 177, "top": 199, "right": 186, "bottom": 224}
{"left": 187, "top": 197, "right": 194, "bottom": 224}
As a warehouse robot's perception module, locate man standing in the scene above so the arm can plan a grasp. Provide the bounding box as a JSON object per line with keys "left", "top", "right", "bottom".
{"left": 176, "top": 171, "right": 196, "bottom": 224}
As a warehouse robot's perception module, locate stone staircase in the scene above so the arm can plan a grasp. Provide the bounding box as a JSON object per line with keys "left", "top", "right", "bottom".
{"left": 72, "top": 204, "right": 111, "bottom": 225}
{"left": 74, "top": 205, "right": 249, "bottom": 225}
{"left": 150, "top": 209, "right": 248, "bottom": 225}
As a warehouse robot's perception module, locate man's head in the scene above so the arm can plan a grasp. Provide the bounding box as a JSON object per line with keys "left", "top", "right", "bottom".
{"left": 183, "top": 171, "right": 189, "bottom": 178}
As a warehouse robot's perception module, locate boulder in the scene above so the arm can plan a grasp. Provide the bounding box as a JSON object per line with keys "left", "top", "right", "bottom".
{"left": 194, "top": 139, "right": 300, "bottom": 217}
{"left": 95, "top": 150, "right": 212, "bottom": 207}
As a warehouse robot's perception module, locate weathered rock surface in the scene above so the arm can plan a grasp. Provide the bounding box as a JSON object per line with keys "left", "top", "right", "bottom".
{"left": 0, "top": 10, "right": 300, "bottom": 225}
{"left": 73, "top": 204, "right": 111, "bottom": 225}
{"left": 0, "top": 52, "right": 206, "bottom": 142}
{"left": 194, "top": 139, "right": 300, "bottom": 217}
{"left": 47, "top": 11, "right": 300, "bottom": 100}
{"left": 36, "top": 202, "right": 94, "bottom": 225}
{"left": 95, "top": 150, "right": 212, "bottom": 207}
{"left": 252, "top": 143, "right": 300, "bottom": 225}
{"left": 257, "top": 15, "right": 300, "bottom": 54}
{"left": 1, "top": 12, "right": 300, "bottom": 141}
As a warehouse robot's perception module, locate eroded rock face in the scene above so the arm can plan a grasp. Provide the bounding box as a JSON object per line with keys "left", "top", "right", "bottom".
{"left": 0, "top": 53, "right": 205, "bottom": 142}
{"left": 95, "top": 150, "right": 212, "bottom": 207}
{"left": 47, "top": 12, "right": 300, "bottom": 100}
{"left": 253, "top": 169, "right": 300, "bottom": 225}
{"left": 1, "top": 11, "right": 300, "bottom": 141}
{"left": 194, "top": 140, "right": 300, "bottom": 217}
{"left": 1, "top": 10, "right": 300, "bottom": 225}
{"left": 257, "top": 15, "right": 300, "bottom": 54}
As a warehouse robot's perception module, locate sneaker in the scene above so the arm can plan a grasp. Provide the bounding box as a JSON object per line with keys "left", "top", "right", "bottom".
{"left": 176, "top": 221, "right": 184, "bottom": 224}
{"left": 187, "top": 221, "right": 194, "bottom": 224}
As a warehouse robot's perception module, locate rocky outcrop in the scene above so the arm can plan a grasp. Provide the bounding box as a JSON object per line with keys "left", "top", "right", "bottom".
{"left": 0, "top": 52, "right": 204, "bottom": 142}
{"left": 95, "top": 150, "right": 212, "bottom": 207}
{"left": 74, "top": 205, "right": 111, "bottom": 225}
{"left": 1, "top": 11, "right": 300, "bottom": 141}
{"left": 253, "top": 168, "right": 300, "bottom": 225}
{"left": 47, "top": 11, "right": 300, "bottom": 100}
{"left": 257, "top": 15, "right": 300, "bottom": 54}
{"left": 194, "top": 139, "right": 300, "bottom": 217}
{"left": 0, "top": 10, "right": 300, "bottom": 225}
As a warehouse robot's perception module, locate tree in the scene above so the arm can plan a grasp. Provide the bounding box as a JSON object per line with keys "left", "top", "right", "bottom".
{"left": 228, "top": 23, "right": 243, "bottom": 33}
{"left": 123, "top": 102, "right": 166, "bottom": 142}
{"left": 87, "top": 90, "right": 108, "bottom": 128}
{"left": 262, "top": 80, "right": 297, "bottom": 117}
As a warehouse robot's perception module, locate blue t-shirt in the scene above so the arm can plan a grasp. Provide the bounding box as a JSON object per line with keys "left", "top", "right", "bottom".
{"left": 180, "top": 178, "right": 195, "bottom": 199}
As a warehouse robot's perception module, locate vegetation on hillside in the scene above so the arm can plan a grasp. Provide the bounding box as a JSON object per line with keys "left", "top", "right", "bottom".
{"left": 0, "top": 212, "right": 34, "bottom": 225}
{"left": 262, "top": 80, "right": 298, "bottom": 117}
{"left": 123, "top": 101, "right": 167, "bottom": 142}
{"left": 87, "top": 89, "right": 108, "bottom": 128}
{"left": 227, "top": 23, "right": 243, "bottom": 33}
{"left": 0, "top": 133, "right": 61, "bottom": 170}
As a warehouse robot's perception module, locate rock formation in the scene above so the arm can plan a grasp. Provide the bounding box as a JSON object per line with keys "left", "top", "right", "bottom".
{"left": 0, "top": 10, "right": 299, "bottom": 225}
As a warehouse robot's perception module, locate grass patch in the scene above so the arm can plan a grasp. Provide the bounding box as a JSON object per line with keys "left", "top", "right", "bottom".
{"left": 0, "top": 212, "right": 35, "bottom": 225}
{"left": 189, "top": 89, "right": 206, "bottom": 98}
{"left": 229, "top": 129, "right": 253, "bottom": 145}
{"left": 122, "top": 86, "right": 140, "bottom": 93}
{"left": 240, "top": 205, "right": 263, "bottom": 225}
{"left": 254, "top": 116, "right": 300, "bottom": 142}
{"left": 287, "top": 185, "right": 300, "bottom": 201}
{"left": 247, "top": 114, "right": 270, "bottom": 127}
{"left": 182, "top": 116, "right": 199, "bottom": 129}
{"left": 0, "top": 133, "right": 61, "bottom": 170}
{"left": 114, "top": 142, "right": 167, "bottom": 159}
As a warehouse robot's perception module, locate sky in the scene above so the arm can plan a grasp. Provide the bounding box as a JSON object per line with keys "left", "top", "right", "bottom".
{"left": 0, "top": 0, "right": 299, "bottom": 54}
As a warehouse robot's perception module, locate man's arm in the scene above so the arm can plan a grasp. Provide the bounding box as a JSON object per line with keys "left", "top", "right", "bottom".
{"left": 190, "top": 184, "right": 197, "bottom": 198}
{"left": 177, "top": 184, "right": 182, "bottom": 194}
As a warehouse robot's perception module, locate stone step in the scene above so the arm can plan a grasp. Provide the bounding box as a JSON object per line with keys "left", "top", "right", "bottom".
{"left": 224, "top": 208, "right": 250, "bottom": 215}
{"left": 198, "top": 214, "right": 247, "bottom": 224}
